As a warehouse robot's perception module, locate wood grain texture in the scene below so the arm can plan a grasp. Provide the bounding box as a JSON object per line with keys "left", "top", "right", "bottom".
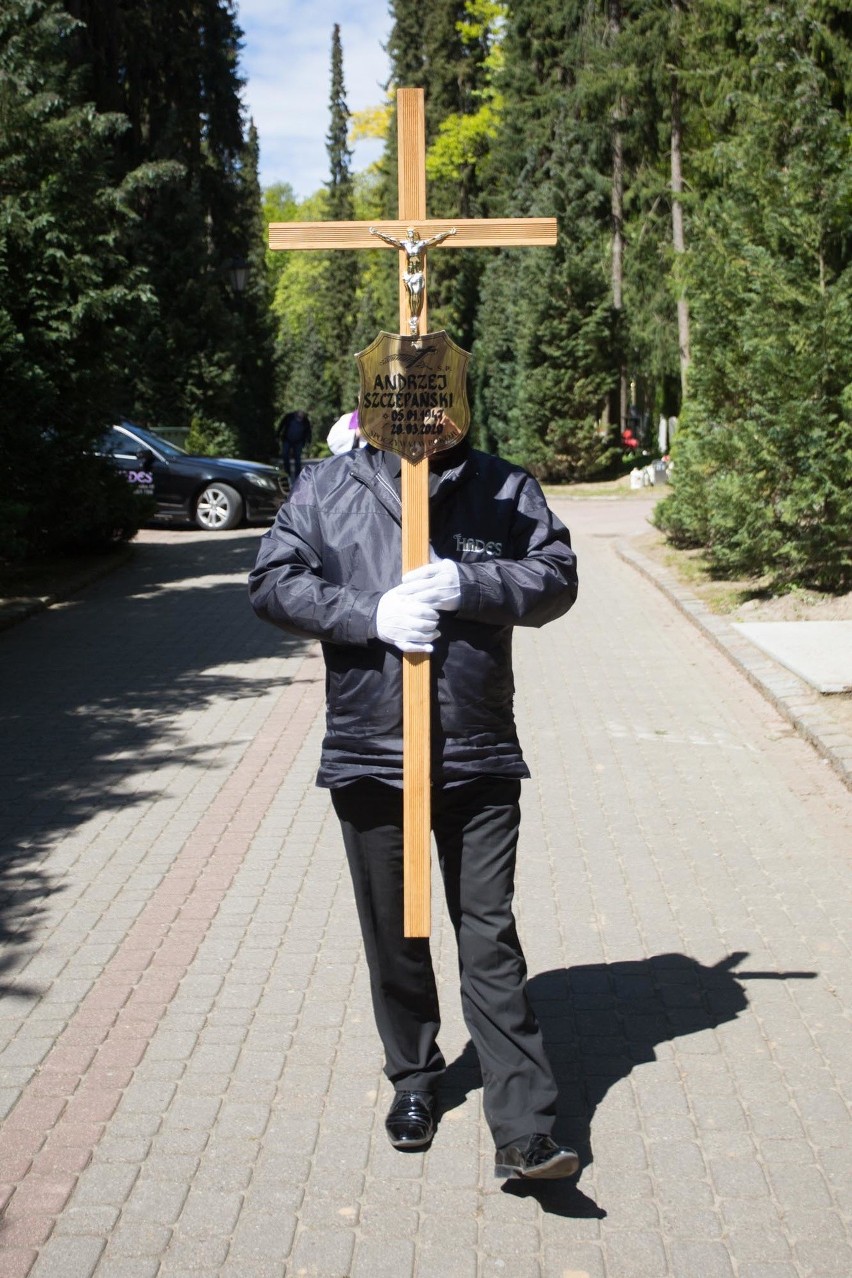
{"left": 268, "top": 217, "right": 557, "bottom": 252}
{"left": 397, "top": 90, "right": 432, "bottom": 938}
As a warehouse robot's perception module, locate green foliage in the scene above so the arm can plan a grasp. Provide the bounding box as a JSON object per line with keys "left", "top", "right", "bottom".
{"left": 473, "top": 0, "right": 621, "bottom": 478}
{"left": 0, "top": 439, "right": 150, "bottom": 562}
{"left": 425, "top": 1, "right": 506, "bottom": 189}
{"left": 320, "top": 24, "right": 360, "bottom": 415}
{"left": 185, "top": 417, "right": 239, "bottom": 457}
{"left": 269, "top": 188, "right": 335, "bottom": 433}
{"left": 386, "top": 1, "right": 500, "bottom": 352}
{"left": 268, "top": 35, "right": 401, "bottom": 437}
{"left": 66, "top": 0, "right": 278, "bottom": 461}
{"left": 655, "top": 0, "right": 852, "bottom": 590}
{"left": 1, "top": 0, "right": 277, "bottom": 559}
{"left": 5, "top": 0, "right": 847, "bottom": 597}
{"left": 0, "top": 0, "right": 152, "bottom": 559}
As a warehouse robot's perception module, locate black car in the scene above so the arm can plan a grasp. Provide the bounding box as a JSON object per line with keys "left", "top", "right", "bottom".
{"left": 97, "top": 421, "right": 286, "bottom": 531}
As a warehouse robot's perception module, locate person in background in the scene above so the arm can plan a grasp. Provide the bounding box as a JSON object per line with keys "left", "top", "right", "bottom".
{"left": 277, "top": 409, "right": 312, "bottom": 482}
{"left": 327, "top": 409, "right": 366, "bottom": 456}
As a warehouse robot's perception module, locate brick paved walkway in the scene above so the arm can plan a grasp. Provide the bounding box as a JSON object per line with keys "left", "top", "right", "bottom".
{"left": 1, "top": 497, "right": 850, "bottom": 1278}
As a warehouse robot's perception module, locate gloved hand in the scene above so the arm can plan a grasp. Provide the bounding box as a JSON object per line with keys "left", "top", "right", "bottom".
{"left": 376, "top": 580, "right": 440, "bottom": 652}
{"left": 399, "top": 559, "right": 461, "bottom": 611}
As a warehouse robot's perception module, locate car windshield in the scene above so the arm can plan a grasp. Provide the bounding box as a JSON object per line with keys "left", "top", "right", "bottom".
{"left": 119, "top": 420, "right": 187, "bottom": 458}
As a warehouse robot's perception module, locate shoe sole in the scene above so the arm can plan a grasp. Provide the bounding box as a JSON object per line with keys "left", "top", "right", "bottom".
{"left": 387, "top": 1132, "right": 434, "bottom": 1150}
{"left": 494, "top": 1150, "right": 580, "bottom": 1180}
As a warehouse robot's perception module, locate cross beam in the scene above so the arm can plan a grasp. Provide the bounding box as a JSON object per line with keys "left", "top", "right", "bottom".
{"left": 269, "top": 218, "right": 558, "bottom": 252}
{"left": 269, "top": 88, "right": 556, "bottom": 937}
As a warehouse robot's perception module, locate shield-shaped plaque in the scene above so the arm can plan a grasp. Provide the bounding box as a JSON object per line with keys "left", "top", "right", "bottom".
{"left": 355, "top": 331, "right": 470, "bottom": 461}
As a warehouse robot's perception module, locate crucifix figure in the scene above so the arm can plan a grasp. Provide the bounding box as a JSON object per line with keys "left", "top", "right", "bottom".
{"left": 369, "top": 225, "right": 457, "bottom": 334}
{"left": 266, "top": 89, "right": 558, "bottom": 938}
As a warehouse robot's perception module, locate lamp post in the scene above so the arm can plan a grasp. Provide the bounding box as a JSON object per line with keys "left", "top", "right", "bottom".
{"left": 227, "top": 256, "right": 249, "bottom": 296}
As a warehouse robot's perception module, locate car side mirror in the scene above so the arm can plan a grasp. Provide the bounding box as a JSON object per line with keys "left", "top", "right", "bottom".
{"left": 136, "top": 448, "right": 154, "bottom": 468}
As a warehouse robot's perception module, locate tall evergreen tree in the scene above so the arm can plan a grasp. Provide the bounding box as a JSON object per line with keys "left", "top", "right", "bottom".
{"left": 232, "top": 121, "right": 278, "bottom": 459}
{"left": 611, "top": 0, "right": 692, "bottom": 428}
{"left": 474, "top": 0, "right": 619, "bottom": 474}
{"left": 0, "top": 0, "right": 151, "bottom": 556}
{"left": 65, "top": 0, "right": 277, "bottom": 457}
{"left": 381, "top": 0, "right": 501, "bottom": 401}
{"left": 655, "top": 0, "right": 852, "bottom": 590}
{"left": 320, "top": 24, "right": 360, "bottom": 414}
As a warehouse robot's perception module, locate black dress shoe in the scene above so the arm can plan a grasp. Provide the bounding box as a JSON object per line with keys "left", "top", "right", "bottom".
{"left": 385, "top": 1090, "right": 436, "bottom": 1149}
{"left": 494, "top": 1133, "right": 579, "bottom": 1179}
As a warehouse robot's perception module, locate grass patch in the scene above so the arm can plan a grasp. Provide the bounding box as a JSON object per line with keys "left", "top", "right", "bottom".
{"left": 542, "top": 474, "right": 653, "bottom": 500}
{"left": 632, "top": 529, "right": 771, "bottom": 616}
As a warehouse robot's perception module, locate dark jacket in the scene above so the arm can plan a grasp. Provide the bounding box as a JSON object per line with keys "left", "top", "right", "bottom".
{"left": 248, "top": 443, "right": 578, "bottom": 787}
{"left": 278, "top": 410, "right": 312, "bottom": 446}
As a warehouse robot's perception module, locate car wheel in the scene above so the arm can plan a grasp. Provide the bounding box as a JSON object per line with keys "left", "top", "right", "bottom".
{"left": 194, "top": 482, "right": 243, "bottom": 531}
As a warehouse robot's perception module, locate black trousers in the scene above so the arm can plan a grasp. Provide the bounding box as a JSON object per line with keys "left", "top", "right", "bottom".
{"left": 331, "top": 777, "right": 558, "bottom": 1147}
{"left": 280, "top": 439, "right": 303, "bottom": 480}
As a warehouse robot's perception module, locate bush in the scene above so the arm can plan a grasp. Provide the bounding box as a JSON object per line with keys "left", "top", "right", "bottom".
{"left": 0, "top": 443, "right": 152, "bottom": 562}
{"left": 185, "top": 417, "right": 240, "bottom": 458}
{"left": 654, "top": 413, "right": 852, "bottom": 592}
{"left": 532, "top": 418, "right": 627, "bottom": 484}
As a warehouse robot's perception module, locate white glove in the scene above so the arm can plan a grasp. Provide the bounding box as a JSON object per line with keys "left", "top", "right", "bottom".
{"left": 376, "top": 580, "right": 440, "bottom": 652}
{"left": 400, "top": 559, "right": 461, "bottom": 611}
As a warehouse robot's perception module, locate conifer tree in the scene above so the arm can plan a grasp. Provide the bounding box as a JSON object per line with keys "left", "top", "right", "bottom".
{"left": 383, "top": 1, "right": 499, "bottom": 376}
{"left": 231, "top": 122, "right": 278, "bottom": 459}
{"left": 655, "top": 0, "right": 852, "bottom": 590}
{"left": 320, "top": 24, "right": 360, "bottom": 415}
{"left": 65, "top": 0, "right": 277, "bottom": 457}
{"left": 610, "top": 0, "right": 691, "bottom": 428}
{"left": 474, "top": 0, "right": 619, "bottom": 474}
{"left": 0, "top": 0, "right": 151, "bottom": 556}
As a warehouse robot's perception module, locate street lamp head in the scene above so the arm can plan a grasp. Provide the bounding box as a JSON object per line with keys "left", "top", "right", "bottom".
{"left": 228, "top": 256, "right": 249, "bottom": 294}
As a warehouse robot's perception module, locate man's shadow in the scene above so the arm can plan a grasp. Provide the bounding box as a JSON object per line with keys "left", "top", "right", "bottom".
{"left": 437, "top": 951, "right": 816, "bottom": 1217}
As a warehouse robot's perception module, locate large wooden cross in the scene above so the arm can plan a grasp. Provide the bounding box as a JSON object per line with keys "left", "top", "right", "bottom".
{"left": 269, "top": 88, "right": 556, "bottom": 937}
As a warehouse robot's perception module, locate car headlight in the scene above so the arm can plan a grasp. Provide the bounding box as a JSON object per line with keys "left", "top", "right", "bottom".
{"left": 245, "top": 473, "right": 276, "bottom": 490}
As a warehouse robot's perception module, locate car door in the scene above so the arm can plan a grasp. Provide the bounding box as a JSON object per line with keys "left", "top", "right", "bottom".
{"left": 98, "top": 427, "right": 158, "bottom": 503}
{"left": 110, "top": 426, "right": 193, "bottom": 518}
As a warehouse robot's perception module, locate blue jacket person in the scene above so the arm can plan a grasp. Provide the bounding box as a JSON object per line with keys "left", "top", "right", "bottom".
{"left": 248, "top": 440, "right": 580, "bottom": 1178}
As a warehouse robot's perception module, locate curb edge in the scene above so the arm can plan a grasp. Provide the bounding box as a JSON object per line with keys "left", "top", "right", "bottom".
{"left": 616, "top": 540, "right": 852, "bottom": 794}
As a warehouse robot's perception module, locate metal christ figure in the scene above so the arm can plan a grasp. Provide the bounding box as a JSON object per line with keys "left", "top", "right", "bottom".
{"left": 369, "top": 225, "right": 457, "bottom": 335}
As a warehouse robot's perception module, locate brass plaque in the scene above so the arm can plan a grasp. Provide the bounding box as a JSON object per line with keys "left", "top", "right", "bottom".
{"left": 355, "top": 330, "right": 470, "bottom": 461}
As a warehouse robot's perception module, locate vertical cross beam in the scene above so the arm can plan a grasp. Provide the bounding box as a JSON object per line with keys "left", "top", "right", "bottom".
{"left": 396, "top": 89, "right": 431, "bottom": 938}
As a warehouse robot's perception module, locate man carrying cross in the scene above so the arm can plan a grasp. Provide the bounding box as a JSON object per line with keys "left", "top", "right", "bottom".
{"left": 249, "top": 89, "right": 579, "bottom": 1179}
{"left": 249, "top": 433, "right": 579, "bottom": 1178}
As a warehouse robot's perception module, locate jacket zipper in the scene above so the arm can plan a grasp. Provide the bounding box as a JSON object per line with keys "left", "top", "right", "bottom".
{"left": 376, "top": 472, "right": 402, "bottom": 511}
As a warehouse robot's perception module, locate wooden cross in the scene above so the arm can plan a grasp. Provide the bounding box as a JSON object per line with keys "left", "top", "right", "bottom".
{"left": 269, "top": 88, "right": 556, "bottom": 937}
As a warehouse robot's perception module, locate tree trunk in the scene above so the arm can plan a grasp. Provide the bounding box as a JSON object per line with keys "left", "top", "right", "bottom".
{"left": 610, "top": 1, "right": 627, "bottom": 435}
{"left": 670, "top": 72, "right": 691, "bottom": 398}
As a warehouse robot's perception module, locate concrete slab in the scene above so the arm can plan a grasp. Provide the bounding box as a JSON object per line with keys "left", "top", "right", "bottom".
{"left": 731, "top": 620, "right": 852, "bottom": 693}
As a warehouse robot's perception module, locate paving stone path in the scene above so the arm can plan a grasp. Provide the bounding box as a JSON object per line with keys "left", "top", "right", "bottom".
{"left": 0, "top": 495, "right": 850, "bottom": 1278}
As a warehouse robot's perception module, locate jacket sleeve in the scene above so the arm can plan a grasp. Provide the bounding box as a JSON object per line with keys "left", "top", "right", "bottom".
{"left": 248, "top": 469, "right": 381, "bottom": 646}
{"left": 454, "top": 474, "right": 578, "bottom": 628}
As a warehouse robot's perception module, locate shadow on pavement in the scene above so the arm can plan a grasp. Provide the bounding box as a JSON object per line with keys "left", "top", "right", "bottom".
{"left": 0, "top": 531, "right": 308, "bottom": 987}
{"left": 439, "top": 951, "right": 816, "bottom": 1217}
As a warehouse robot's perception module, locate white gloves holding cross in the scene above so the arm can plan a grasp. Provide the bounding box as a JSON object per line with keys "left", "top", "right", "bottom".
{"left": 376, "top": 559, "right": 461, "bottom": 653}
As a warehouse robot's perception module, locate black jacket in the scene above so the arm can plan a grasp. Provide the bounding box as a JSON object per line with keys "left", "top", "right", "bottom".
{"left": 248, "top": 443, "right": 578, "bottom": 787}
{"left": 277, "top": 410, "right": 312, "bottom": 446}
